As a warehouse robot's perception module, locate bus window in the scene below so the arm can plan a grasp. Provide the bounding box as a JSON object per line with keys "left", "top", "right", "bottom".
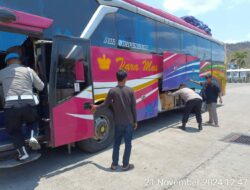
{"left": 91, "top": 13, "right": 117, "bottom": 48}
{"left": 55, "top": 45, "right": 89, "bottom": 103}
{"left": 182, "top": 31, "right": 198, "bottom": 57}
{"left": 133, "top": 14, "right": 157, "bottom": 53}
{"left": 212, "top": 42, "right": 225, "bottom": 63}
{"left": 197, "top": 37, "right": 211, "bottom": 61}
{"left": 116, "top": 9, "right": 157, "bottom": 53}
{"left": 156, "top": 22, "right": 181, "bottom": 54}
{"left": 116, "top": 9, "right": 134, "bottom": 50}
{"left": 212, "top": 42, "right": 225, "bottom": 76}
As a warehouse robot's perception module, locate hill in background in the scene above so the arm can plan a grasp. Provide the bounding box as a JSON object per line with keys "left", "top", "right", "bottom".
{"left": 226, "top": 41, "right": 250, "bottom": 68}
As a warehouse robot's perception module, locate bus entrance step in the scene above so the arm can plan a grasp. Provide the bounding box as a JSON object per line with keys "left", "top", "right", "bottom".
{"left": 0, "top": 152, "right": 41, "bottom": 168}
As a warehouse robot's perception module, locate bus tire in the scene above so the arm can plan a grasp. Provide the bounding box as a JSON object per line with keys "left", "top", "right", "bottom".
{"left": 77, "top": 107, "right": 114, "bottom": 153}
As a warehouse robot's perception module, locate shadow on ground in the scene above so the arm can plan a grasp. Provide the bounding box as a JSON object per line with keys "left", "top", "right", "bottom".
{"left": 0, "top": 108, "right": 215, "bottom": 190}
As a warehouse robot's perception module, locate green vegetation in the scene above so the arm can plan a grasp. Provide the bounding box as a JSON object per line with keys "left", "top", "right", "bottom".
{"left": 231, "top": 51, "right": 248, "bottom": 68}
{"left": 226, "top": 41, "right": 250, "bottom": 68}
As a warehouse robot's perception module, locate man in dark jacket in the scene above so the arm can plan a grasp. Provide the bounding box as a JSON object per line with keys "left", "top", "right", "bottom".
{"left": 190, "top": 75, "right": 222, "bottom": 127}
{"left": 91, "top": 70, "right": 137, "bottom": 171}
{"left": 204, "top": 75, "right": 222, "bottom": 127}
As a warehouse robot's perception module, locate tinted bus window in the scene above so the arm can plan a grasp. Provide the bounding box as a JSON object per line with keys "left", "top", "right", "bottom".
{"left": 116, "top": 9, "right": 157, "bottom": 52}
{"left": 212, "top": 42, "right": 225, "bottom": 89}
{"left": 116, "top": 10, "right": 135, "bottom": 50}
{"left": 133, "top": 14, "right": 157, "bottom": 52}
{"left": 91, "top": 13, "right": 117, "bottom": 48}
{"left": 0, "top": 0, "right": 99, "bottom": 38}
{"left": 43, "top": 0, "right": 99, "bottom": 38}
{"left": 212, "top": 42, "right": 225, "bottom": 62}
{"left": 197, "top": 37, "right": 211, "bottom": 61}
{"left": 156, "top": 22, "right": 181, "bottom": 54}
{"left": 182, "top": 31, "right": 198, "bottom": 57}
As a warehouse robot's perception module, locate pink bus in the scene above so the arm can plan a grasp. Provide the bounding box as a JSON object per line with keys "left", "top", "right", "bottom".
{"left": 0, "top": 0, "right": 226, "bottom": 164}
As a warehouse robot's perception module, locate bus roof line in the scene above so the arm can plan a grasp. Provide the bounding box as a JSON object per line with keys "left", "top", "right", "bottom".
{"left": 97, "top": 0, "right": 224, "bottom": 45}
{"left": 80, "top": 5, "right": 118, "bottom": 40}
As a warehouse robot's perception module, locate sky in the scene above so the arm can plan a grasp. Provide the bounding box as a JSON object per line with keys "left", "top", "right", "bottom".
{"left": 137, "top": 0, "right": 250, "bottom": 43}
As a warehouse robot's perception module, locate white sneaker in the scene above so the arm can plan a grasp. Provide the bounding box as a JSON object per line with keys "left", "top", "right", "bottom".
{"left": 17, "top": 146, "right": 29, "bottom": 161}
{"left": 19, "top": 154, "right": 29, "bottom": 160}
{"left": 29, "top": 137, "right": 41, "bottom": 150}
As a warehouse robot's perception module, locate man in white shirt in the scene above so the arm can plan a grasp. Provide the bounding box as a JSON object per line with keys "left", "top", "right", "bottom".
{"left": 0, "top": 52, "right": 44, "bottom": 161}
{"left": 169, "top": 84, "right": 203, "bottom": 131}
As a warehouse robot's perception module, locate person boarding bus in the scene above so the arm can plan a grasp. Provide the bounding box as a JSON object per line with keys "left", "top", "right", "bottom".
{"left": 0, "top": 52, "right": 44, "bottom": 161}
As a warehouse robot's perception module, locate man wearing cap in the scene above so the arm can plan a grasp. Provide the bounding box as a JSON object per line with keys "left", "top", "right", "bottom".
{"left": 169, "top": 84, "right": 203, "bottom": 131}
{"left": 203, "top": 75, "right": 222, "bottom": 127}
{"left": 0, "top": 52, "right": 44, "bottom": 161}
{"left": 190, "top": 75, "right": 222, "bottom": 127}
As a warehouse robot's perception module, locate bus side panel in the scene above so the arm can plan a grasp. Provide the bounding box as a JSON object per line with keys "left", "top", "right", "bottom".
{"left": 91, "top": 46, "right": 162, "bottom": 121}
{"left": 52, "top": 96, "right": 94, "bottom": 147}
{"left": 212, "top": 44, "right": 227, "bottom": 95}
{"left": 135, "top": 80, "right": 159, "bottom": 121}
{"left": 163, "top": 52, "right": 213, "bottom": 92}
{"left": 162, "top": 52, "right": 186, "bottom": 91}
{"left": 212, "top": 62, "right": 226, "bottom": 95}
{"left": 185, "top": 55, "right": 208, "bottom": 91}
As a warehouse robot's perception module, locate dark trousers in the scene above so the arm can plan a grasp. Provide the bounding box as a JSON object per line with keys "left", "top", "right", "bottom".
{"left": 112, "top": 124, "right": 133, "bottom": 167}
{"left": 5, "top": 106, "right": 39, "bottom": 149}
{"left": 182, "top": 99, "right": 202, "bottom": 124}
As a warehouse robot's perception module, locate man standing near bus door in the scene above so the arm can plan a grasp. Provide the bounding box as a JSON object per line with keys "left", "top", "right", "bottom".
{"left": 0, "top": 53, "right": 44, "bottom": 161}
{"left": 168, "top": 84, "right": 203, "bottom": 131}
{"left": 91, "top": 70, "right": 137, "bottom": 171}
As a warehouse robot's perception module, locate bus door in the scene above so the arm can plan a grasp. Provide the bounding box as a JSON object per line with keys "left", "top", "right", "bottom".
{"left": 49, "top": 35, "right": 94, "bottom": 147}
{"left": 0, "top": 8, "right": 52, "bottom": 150}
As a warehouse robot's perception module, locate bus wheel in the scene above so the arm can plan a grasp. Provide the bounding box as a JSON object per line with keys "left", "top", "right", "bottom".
{"left": 77, "top": 108, "right": 114, "bottom": 153}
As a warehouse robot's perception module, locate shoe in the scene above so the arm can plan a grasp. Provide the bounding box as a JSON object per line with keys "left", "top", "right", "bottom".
{"left": 110, "top": 164, "right": 118, "bottom": 171}
{"left": 198, "top": 123, "right": 203, "bottom": 131}
{"left": 180, "top": 123, "right": 186, "bottom": 131}
{"left": 214, "top": 124, "right": 220, "bottom": 127}
{"left": 29, "top": 137, "right": 41, "bottom": 150}
{"left": 122, "top": 164, "right": 134, "bottom": 171}
{"left": 206, "top": 121, "right": 213, "bottom": 124}
{"left": 17, "top": 146, "right": 29, "bottom": 161}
